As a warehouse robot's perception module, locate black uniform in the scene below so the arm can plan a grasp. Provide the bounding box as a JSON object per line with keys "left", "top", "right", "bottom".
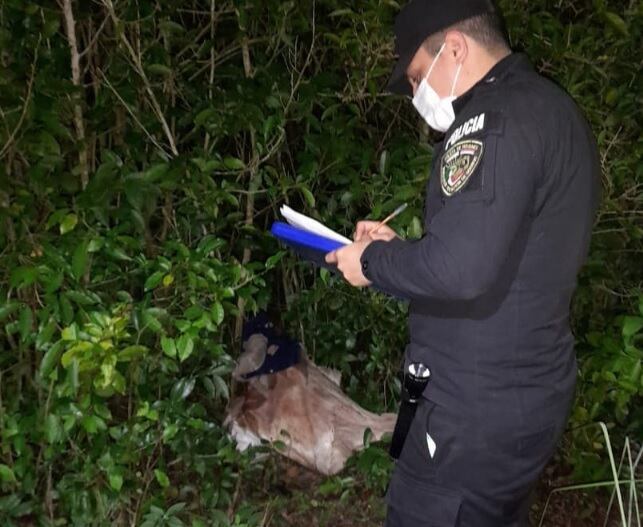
{"left": 360, "top": 52, "right": 601, "bottom": 526}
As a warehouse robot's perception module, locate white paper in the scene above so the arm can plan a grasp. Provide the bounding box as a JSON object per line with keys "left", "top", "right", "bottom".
{"left": 280, "top": 205, "right": 352, "bottom": 245}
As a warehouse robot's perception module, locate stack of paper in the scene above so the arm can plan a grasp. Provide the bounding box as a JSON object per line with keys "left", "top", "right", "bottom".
{"left": 269, "top": 205, "right": 351, "bottom": 271}
{"left": 279, "top": 205, "right": 352, "bottom": 244}
{"left": 270, "top": 205, "right": 406, "bottom": 300}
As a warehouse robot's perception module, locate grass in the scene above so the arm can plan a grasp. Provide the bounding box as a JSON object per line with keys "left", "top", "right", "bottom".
{"left": 538, "top": 423, "right": 642, "bottom": 527}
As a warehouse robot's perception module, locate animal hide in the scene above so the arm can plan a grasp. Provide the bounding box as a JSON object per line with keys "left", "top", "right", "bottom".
{"left": 224, "top": 331, "right": 396, "bottom": 475}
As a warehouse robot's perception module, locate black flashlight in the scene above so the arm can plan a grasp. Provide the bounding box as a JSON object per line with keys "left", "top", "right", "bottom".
{"left": 389, "top": 361, "right": 431, "bottom": 459}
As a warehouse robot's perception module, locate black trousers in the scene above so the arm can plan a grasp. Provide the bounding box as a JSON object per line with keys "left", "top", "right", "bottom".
{"left": 383, "top": 395, "right": 572, "bottom": 527}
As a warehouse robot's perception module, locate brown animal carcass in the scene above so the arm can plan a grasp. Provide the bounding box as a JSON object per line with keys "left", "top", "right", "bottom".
{"left": 224, "top": 330, "right": 396, "bottom": 475}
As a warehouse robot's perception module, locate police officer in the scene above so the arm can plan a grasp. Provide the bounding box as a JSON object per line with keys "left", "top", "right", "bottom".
{"left": 325, "top": 0, "right": 601, "bottom": 525}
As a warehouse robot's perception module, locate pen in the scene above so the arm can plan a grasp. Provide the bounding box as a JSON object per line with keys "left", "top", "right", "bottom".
{"left": 370, "top": 202, "right": 408, "bottom": 235}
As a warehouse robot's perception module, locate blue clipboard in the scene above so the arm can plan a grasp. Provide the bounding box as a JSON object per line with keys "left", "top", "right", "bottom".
{"left": 270, "top": 221, "right": 348, "bottom": 271}
{"left": 269, "top": 221, "right": 406, "bottom": 300}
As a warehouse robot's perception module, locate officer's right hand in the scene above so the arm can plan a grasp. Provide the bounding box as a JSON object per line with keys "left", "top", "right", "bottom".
{"left": 354, "top": 221, "right": 398, "bottom": 242}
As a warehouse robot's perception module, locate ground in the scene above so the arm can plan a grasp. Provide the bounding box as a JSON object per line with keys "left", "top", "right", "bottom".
{"left": 237, "top": 450, "right": 627, "bottom": 527}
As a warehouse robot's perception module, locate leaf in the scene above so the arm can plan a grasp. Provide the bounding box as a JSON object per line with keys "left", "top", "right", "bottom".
{"left": 362, "top": 427, "right": 374, "bottom": 448}
{"left": 379, "top": 150, "right": 388, "bottom": 176}
{"left": 167, "top": 515, "right": 185, "bottom": 526}
{"left": 177, "top": 334, "right": 194, "bottom": 362}
{"left": 161, "top": 336, "right": 177, "bottom": 358}
{"left": 604, "top": 12, "right": 628, "bottom": 36}
{"left": 265, "top": 250, "right": 286, "bottom": 270}
{"left": 42, "top": 16, "right": 60, "bottom": 38}
{"left": 262, "top": 114, "right": 281, "bottom": 142}
{"left": 212, "top": 375, "right": 229, "bottom": 401}
{"left": 60, "top": 295, "right": 74, "bottom": 325}
{"left": 67, "top": 358, "right": 79, "bottom": 396}
{"left": 236, "top": 8, "right": 247, "bottom": 31}
{"left": 154, "top": 469, "right": 170, "bottom": 488}
{"left": 87, "top": 238, "right": 104, "bottom": 253}
{"left": 61, "top": 341, "right": 93, "bottom": 367}
{"left": 136, "top": 402, "right": 159, "bottom": 421}
{"left": 109, "top": 471, "right": 123, "bottom": 492}
{"left": 172, "top": 377, "right": 195, "bottom": 400}
{"left": 142, "top": 310, "right": 163, "bottom": 333}
{"left": 162, "top": 274, "right": 174, "bottom": 287}
{"left": 210, "top": 302, "right": 225, "bottom": 326}
{"left": 10, "top": 267, "right": 38, "bottom": 288}
{"left": 81, "top": 415, "right": 106, "bottom": 435}
{"left": 166, "top": 502, "right": 186, "bottom": 516}
{"left": 144, "top": 271, "right": 164, "bottom": 291}
{"left": 162, "top": 423, "right": 179, "bottom": 442}
{"left": 197, "top": 236, "right": 225, "bottom": 255}
{"left": 116, "top": 291, "right": 133, "bottom": 303}
{"left": 622, "top": 316, "right": 643, "bottom": 338}
{"left": 39, "top": 340, "right": 64, "bottom": 380}
{"left": 0, "top": 464, "right": 16, "bottom": 483}
{"left": 147, "top": 63, "right": 173, "bottom": 76}
{"left": 44, "top": 271, "right": 64, "bottom": 294}
{"left": 299, "top": 186, "right": 315, "bottom": 207}
{"left": 18, "top": 306, "right": 33, "bottom": 343}
{"left": 209, "top": 511, "right": 229, "bottom": 525}
{"left": 36, "top": 320, "right": 57, "bottom": 351}
{"left": 106, "top": 246, "right": 132, "bottom": 261}
{"left": 159, "top": 20, "right": 185, "bottom": 34}
{"left": 99, "top": 358, "right": 116, "bottom": 387}
{"left": 408, "top": 216, "right": 423, "bottom": 239}
{"left": 66, "top": 290, "right": 99, "bottom": 305}
{"left": 0, "top": 302, "right": 20, "bottom": 322}
{"left": 223, "top": 157, "right": 245, "bottom": 170}
{"left": 45, "top": 414, "right": 62, "bottom": 444}
{"left": 202, "top": 376, "right": 216, "bottom": 397}
{"left": 61, "top": 324, "right": 78, "bottom": 341}
{"left": 329, "top": 8, "right": 353, "bottom": 17}
{"left": 72, "top": 240, "right": 90, "bottom": 281}
{"left": 193, "top": 111, "right": 217, "bottom": 129}
{"left": 184, "top": 305, "right": 203, "bottom": 320}
{"left": 60, "top": 213, "right": 78, "bottom": 234}
{"left": 629, "top": 360, "right": 641, "bottom": 384}
{"left": 119, "top": 345, "right": 148, "bottom": 361}
{"left": 46, "top": 209, "right": 70, "bottom": 230}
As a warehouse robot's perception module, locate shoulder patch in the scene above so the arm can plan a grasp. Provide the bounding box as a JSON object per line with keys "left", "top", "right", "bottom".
{"left": 440, "top": 139, "right": 484, "bottom": 196}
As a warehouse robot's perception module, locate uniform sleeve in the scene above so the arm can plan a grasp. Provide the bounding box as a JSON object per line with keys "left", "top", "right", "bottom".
{"left": 360, "top": 118, "right": 541, "bottom": 301}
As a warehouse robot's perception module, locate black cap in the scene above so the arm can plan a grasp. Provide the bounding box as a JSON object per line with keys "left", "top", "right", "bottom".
{"left": 387, "top": 0, "right": 498, "bottom": 96}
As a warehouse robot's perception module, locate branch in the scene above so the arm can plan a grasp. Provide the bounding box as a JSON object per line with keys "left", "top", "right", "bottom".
{"left": 61, "top": 0, "right": 89, "bottom": 189}
{"left": 78, "top": 14, "right": 108, "bottom": 59}
{"left": 98, "top": 69, "right": 172, "bottom": 159}
{"left": 283, "top": 0, "right": 316, "bottom": 115}
{"left": 204, "top": 0, "right": 216, "bottom": 153}
{"left": 101, "top": 0, "right": 179, "bottom": 157}
{"left": 0, "top": 37, "right": 40, "bottom": 160}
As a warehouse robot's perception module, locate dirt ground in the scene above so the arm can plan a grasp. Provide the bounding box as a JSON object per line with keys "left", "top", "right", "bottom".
{"left": 240, "top": 453, "right": 630, "bottom": 527}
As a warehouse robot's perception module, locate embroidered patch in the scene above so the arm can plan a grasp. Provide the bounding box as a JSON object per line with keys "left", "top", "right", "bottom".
{"left": 440, "top": 139, "right": 484, "bottom": 196}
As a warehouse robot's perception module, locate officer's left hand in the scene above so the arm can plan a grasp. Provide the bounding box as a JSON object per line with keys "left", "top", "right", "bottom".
{"left": 325, "top": 239, "right": 373, "bottom": 287}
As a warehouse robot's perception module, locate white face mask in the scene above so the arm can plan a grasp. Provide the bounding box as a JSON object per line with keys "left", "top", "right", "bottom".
{"left": 412, "top": 43, "right": 462, "bottom": 133}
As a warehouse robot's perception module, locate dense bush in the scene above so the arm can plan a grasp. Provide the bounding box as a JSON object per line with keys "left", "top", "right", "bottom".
{"left": 0, "top": 0, "right": 640, "bottom": 524}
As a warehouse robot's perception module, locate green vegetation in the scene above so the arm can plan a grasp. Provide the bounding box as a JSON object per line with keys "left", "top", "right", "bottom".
{"left": 0, "top": 0, "right": 640, "bottom": 524}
